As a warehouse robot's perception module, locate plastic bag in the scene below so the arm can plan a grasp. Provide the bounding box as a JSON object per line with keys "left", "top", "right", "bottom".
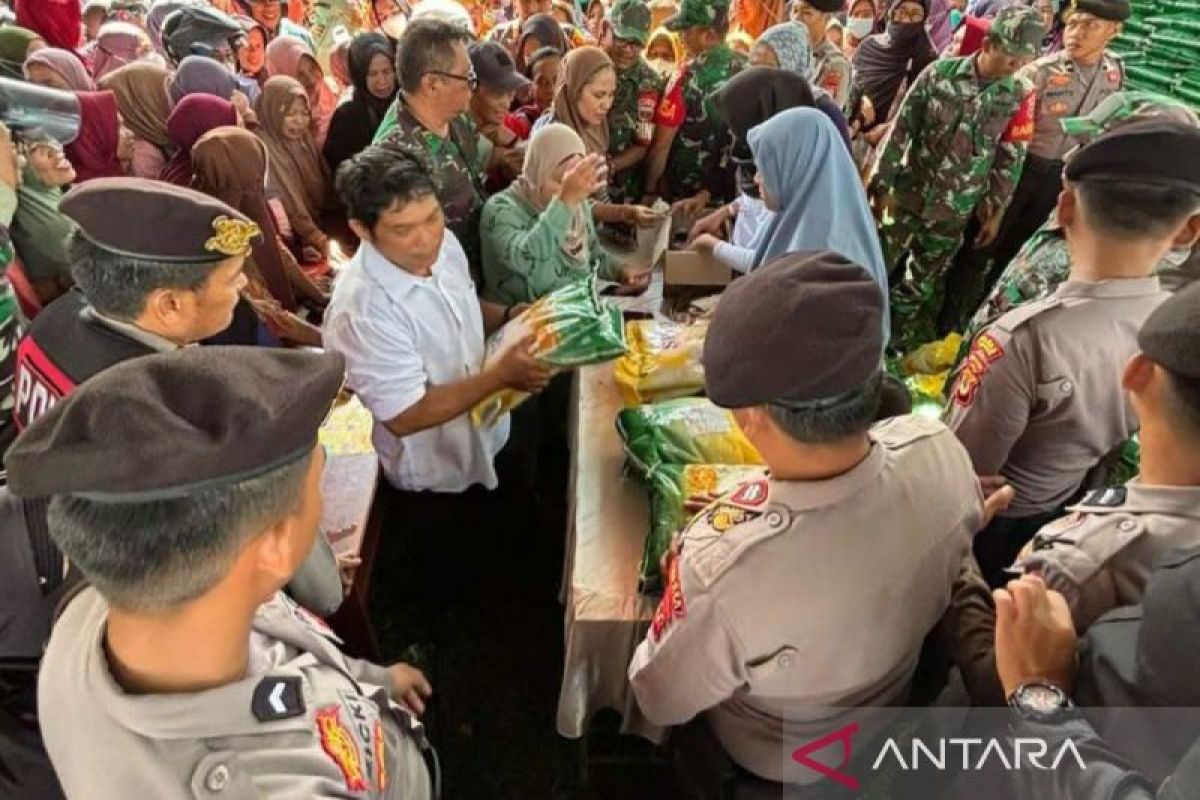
{"left": 639, "top": 463, "right": 769, "bottom": 594}
{"left": 472, "top": 276, "right": 627, "bottom": 428}
{"left": 617, "top": 397, "right": 764, "bottom": 475}
{"left": 612, "top": 318, "right": 708, "bottom": 406}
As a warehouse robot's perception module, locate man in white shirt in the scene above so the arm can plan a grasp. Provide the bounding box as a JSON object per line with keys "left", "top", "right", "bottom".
{"left": 325, "top": 145, "right": 550, "bottom": 495}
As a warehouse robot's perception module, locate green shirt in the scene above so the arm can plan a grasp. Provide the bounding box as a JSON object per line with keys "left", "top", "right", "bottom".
{"left": 480, "top": 191, "right": 623, "bottom": 306}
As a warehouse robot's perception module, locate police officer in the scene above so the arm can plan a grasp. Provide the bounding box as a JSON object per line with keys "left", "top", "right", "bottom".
{"left": 1013, "top": 281, "right": 1200, "bottom": 631}
{"left": 945, "top": 120, "right": 1200, "bottom": 588}
{"left": 869, "top": 4, "right": 1044, "bottom": 354}
{"left": 604, "top": 0, "right": 665, "bottom": 205}
{"left": 944, "top": 0, "right": 1128, "bottom": 331}
{"left": 642, "top": 0, "right": 746, "bottom": 212}
{"left": 792, "top": 0, "right": 853, "bottom": 110}
{"left": 7, "top": 347, "right": 438, "bottom": 800}
{"left": 628, "top": 250, "right": 985, "bottom": 787}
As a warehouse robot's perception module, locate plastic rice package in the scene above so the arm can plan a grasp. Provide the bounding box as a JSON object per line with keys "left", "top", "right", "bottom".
{"left": 617, "top": 397, "right": 764, "bottom": 475}
{"left": 612, "top": 318, "right": 709, "bottom": 406}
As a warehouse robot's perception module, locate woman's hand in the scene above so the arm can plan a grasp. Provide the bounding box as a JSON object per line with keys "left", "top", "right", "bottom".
{"left": 691, "top": 233, "right": 720, "bottom": 253}
{"left": 625, "top": 204, "right": 664, "bottom": 228}
{"left": 558, "top": 153, "right": 607, "bottom": 206}
{"left": 688, "top": 205, "right": 730, "bottom": 244}
{"left": 0, "top": 123, "right": 20, "bottom": 191}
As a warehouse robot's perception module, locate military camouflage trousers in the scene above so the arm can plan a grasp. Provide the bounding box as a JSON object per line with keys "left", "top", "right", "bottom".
{"left": 880, "top": 210, "right": 968, "bottom": 355}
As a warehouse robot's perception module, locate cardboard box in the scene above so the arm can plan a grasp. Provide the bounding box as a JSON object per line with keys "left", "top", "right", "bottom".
{"left": 664, "top": 250, "right": 732, "bottom": 294}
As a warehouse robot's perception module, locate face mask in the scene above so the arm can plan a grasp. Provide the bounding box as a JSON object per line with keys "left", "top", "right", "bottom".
{"left": 847, "top": 16, "right": 874, "bottom": 38}
{"left": 648, "top": 58, "right": 675, "bottom": 77}
{"left": 949, "top": 8, "right": 964, "bottom": 28}
{"left": 886, "top": 21, "right": 924, "bottom": 46}
{"left": 380, "top": 12, "right": 406, "bottom": 39}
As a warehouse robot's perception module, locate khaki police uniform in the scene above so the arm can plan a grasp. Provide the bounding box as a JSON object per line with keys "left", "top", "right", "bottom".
{"left": 629, "top": 415, "right": 984, "bottom": 784}
{"left": 1017, "top": 482, "right": 1200, "bottom": 632}
{"left": 945, "top": 277, "right": 1167, "bottom": 518}
{"left": 812, "top": 38, "right": 852, "bottom": 111}
{"left": 39, "top": 588, "right": 433, "bottom": 799}
{"left": 1024, "top": 51, "right": 1125, "bottom": 161}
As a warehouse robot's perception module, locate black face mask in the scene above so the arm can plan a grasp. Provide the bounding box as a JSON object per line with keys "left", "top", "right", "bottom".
{"left": 732, "top": 154, "right": 758, "bottom": 198}
{"left": 886, "top": 21, "right": 925, "bottom": 47}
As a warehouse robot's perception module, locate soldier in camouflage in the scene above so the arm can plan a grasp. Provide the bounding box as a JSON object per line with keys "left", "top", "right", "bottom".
{"left": 604, "top": 0, "right": 666, "bottom": 204}
{"left": 961, "top": 92, "right": 1200, "bottom": 351}
{"left": 642, "top": 0, "right": 747, "bottom": 211}
{"left": 868, "top": 4, "right": 1044, "bottom": 354}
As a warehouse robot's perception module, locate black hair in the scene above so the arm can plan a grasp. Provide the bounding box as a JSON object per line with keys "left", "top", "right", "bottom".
{"left": 49, "top": 454, "right": 311, "bottom": 612}
{"left": 335, "top": 144, "right": 438, "bottom": 230}
{"left": 765, "top": 372, "right": 884, "bottom": 443}
{"left": 1076, "top": 179, "right": 1200, "bottom": 241}
{"left": 69, "top": 233, "right": 221, "bottom": 321}
{"left": 396, "top": 17, "right": 473, "bottom": 94}
{"left": 1162, "top": 369, "right": 1200, "bottom": 439}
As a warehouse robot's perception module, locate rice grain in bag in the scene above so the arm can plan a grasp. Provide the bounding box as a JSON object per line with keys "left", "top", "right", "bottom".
{"left": 617, "top": 397, "right": 765, "bottom": 475}
{"left": 613, "top": 318, "right": 709, "bottom": 406}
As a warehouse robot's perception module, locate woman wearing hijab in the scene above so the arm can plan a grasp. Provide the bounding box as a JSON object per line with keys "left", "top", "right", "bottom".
{"left": 691, "top": 67, "right": 820, "bottom": 272}
{"left": 265, "top": 35, "right": 338, "bottom": 149}
{"left": 64, "top": 90, "right": 127, "bottom": 182}
{"left": 146, "top": 0, "right": 190, "bottom": 55}
{"left": 0, "top": 27, "right": 46, "bottom": 80}
{"left": 746, "top": 107, "right": 890, "bottom": 332}
{"left": 98, "top": 61, "right": 172, "bottom": 178}
{"left": 645, "top": 27, "right": 681, "bottom": 78}
{"left": 515, "top": 13, "right": 570, "bottom": 73}
{"left": 158, "top": 94, "right": 239, "bottom": 185}
{"left": 235, "top": 15, "right": 269, "bottom": 85}
{"left": 852, "top": 0, "right": 937, "bottom": 133}
{"left": 15, "top": 0, "right": 80, "bottom": 52}
{"left": 191, "top": 126, "right": 326, "bottom": 347}
{"left": 167, "top": 54, "right": 242, "bottom": 104}
{"left": 255, "top": 75, "right": 334, "bottom": 267}
{"left": 24, "top": 47, "right": 95, "bottom": 91}
{"left": 481, "top": 123, "right": 646, "bottom": 305}
{"left": 322, "top": 32, "right": 396, "bottom": 173}
{"left": 90, "top": 21, "right": 154, "bottom": 81}
{"left": 11, "top": 131, "right": 78, "bottom": 305}
{"left": 750, "top": 22, "right": 853, "bottom": 147}
{"left": 843, "top": 0, "right": 879, "bottom": 59}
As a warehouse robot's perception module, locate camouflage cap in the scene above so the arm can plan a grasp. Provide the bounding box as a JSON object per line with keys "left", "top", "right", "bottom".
{"left": 664, "top": 0, "right": 730, "bottom": 32}
{"left": 1061, "top": 90, "right": 1200, "bottom": 143}
{"left": 986, "top": 5, "right": 1045, "bottom": 56}
{"left": 611, "top": 0, "right": 652, "bottom": 44}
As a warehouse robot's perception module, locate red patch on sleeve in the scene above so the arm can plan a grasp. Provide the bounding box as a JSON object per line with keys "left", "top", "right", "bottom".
{"left": 1001, "top": 91, "right": 1037, "bottom": 143}
{"left": 316, "top": 706, "right": 369, "bottom": 792}
{"left": 730, "top": 479, "right": 769, "bottom": 507}
{"left": 820, "top": 70, "right": 842, "bottom": 95}
{"left": 952, "top": 333, "right": 1006, "bottom": 408}
{"left": 650, "top": 557, "right": 687, "bottom": 642}
{"left": 655, "top": 72, "right": 687, "bottom": 128}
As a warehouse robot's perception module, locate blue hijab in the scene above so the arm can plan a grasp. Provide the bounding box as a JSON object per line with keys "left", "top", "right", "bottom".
{"left": 749, "top": 107, "right": 890, "bottom": 334}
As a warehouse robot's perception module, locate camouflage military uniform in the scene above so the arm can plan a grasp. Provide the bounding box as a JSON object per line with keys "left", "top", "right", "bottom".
{"left": 373, "top": 100, "right": 490, "bottom": 281}
{"left": 609, "top": 59, "right": 665, "bottom": 203}
{"left": 655, "top": 44, "right": 746, "bottom": 202}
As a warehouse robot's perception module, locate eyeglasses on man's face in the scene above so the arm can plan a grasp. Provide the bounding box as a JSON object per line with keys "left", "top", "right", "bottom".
{"left": 427, "top": 67, "right": 480, "bottom": 91}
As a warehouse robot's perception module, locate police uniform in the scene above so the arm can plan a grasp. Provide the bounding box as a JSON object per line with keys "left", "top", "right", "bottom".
{"left": 812, "top": 38, "right": 853, "bottom": 111}
{"left": 943, "top": 0, "right": 1129, "bottom": 331}
{"left": 628, "top": 252, "right": 984, "bottom": 785}
{"left": 945, "top": 120, "right": 1200, "bottom": 586}
{"left": 6, "top": 347, "right": 438, "bottom": 800}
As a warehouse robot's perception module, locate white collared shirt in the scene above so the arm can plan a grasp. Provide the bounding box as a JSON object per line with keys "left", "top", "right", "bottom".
{"left": 323, "top": 233, "right": 510, "bottom": 492}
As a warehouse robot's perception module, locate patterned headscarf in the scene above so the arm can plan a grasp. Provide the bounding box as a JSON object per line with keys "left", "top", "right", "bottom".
{"left": 756, "top": 22, "right": 812, "bottom": 77}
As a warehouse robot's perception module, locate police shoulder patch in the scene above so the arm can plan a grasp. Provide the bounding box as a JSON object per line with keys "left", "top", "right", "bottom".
{"left": 702, "top": 503, "right": 762, "bottom": 534}
{"left": 252, "top": 676, "right": 305, "bottom": 722}
{"left": 952, "top": 332, "right": 1006, "bottom": 408}
{"left": 1081, "top": 486, "right": 1127, "bottom": 508}
{"left": 650, "top": 556, "right": 686, "bottom": 642}
{"left": 316, "top": 705, "right": 369, "bottom": 792}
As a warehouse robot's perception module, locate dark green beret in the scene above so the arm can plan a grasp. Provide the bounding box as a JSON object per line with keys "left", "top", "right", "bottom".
{"left": 1065, "top": 119, "right": 1200, "bottom": 191}
{"left": 702, "top": 250, "right": 884, "bottom": 408}
{"left": 1069, "top": 0, "right": 1130, "bottom": 22}
{"left": 6, "top": 347, "right": 345, "bottom": 501}
{"left": 59, "top": 177, "right": 261, "bottom": 264}
{"left": 1139, "top": 282, "right": 1200, "bottom": 380}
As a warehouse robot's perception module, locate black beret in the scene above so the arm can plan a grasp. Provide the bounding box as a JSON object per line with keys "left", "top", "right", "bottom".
{"left": 1065, "top": 119, "right": 1200, "bottom": 192}
{"left": 1138, "top": 282, "right": 1200, "bottom": 380}
{"left": 702, "top": 250, "right": 884, "bottom": 408}
{"left": 1069, "top": 0, "right": 1131, "bottom": 22}
{"left": 6, "top": 347, "right": 345, "bottom": 501}
{"left": 60, "top": 177, "right": 261, "bottom": 264}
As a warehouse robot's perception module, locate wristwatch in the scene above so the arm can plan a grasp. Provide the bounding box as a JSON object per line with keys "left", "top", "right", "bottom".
{"left": 1008, "top": 681, "right": 1076, "bottom": 724}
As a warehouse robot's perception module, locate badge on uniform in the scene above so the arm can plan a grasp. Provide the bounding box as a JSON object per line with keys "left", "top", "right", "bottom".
{"left": 705, "top": 503, "right": 761, "bottom": 533}
{"left": 650, "top": 557, "right": 686, "bottom": 642}
{"left": 251, "top": 676, "right": 306, "bottom": 722}
{"left": 952, "top": 333, "right": 1005, "bottom": 407}
{"left": 316, "top": 706, "right": 371, "bottom": 792}
{"left": 730, "top": 479, "right": 769, "bottom": 507}
{"left": 1082, "top": 486, "right": 1127, "bottom": 507}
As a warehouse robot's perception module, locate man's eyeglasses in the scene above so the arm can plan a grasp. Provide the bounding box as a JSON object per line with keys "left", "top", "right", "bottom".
{"left": 427, "top": 68, "right": 480, "bottom": 91}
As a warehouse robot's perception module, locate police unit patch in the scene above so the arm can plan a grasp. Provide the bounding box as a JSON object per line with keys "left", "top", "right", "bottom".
{"left": 251, "top": 676, "right": 305, "bottom": 722}
{"left": 705, "top": 504, "right": 761, "bottom": 533}
{"left": 316, "top": 706, "right": 369, "bottom": 792}
{"left": 953, "top": 333, "right": 1005, "bottom": 407}
{"left": 730, "top": 479, "right": 769, "bottom": 507}
{"left": 650, "top": 557, "right": 686, "bottom": 642}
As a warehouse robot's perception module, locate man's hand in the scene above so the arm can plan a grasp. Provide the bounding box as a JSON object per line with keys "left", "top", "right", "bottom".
{"left": 994, "top": 574, "right": 1078, "bottom": 698}
{"left": 610, "top": 266, "right": 651, "bottom": 296}
{"left": 559, "top": 153, "right": 607, "bottom": 206}
{"left": 864, "top": 123, "right": 891, "bottom": 146}
{"left": 979, "top": 475, "right": 1016, "bottom": 529}
{"left": 387, "top": 663, "right": 432, "bottom": 716}
{"left": 492, "top": 327, "right": 553, "bottom": 393}
{"left": 627, "top": 204, "right": 665, "bottom": 228}
{"left": 974, "top": 212, "right": 1002, "bottom": 249}
{"left": 671, "top": 190, "right": 710, "bottom": 221}
{"left": 687, "top": 206, "right": 728, "bottom": 243}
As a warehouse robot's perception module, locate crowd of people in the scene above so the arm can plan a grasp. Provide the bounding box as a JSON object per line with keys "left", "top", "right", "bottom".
{"left": 0, "top": 0, "right": 1199, "bottom": 798}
